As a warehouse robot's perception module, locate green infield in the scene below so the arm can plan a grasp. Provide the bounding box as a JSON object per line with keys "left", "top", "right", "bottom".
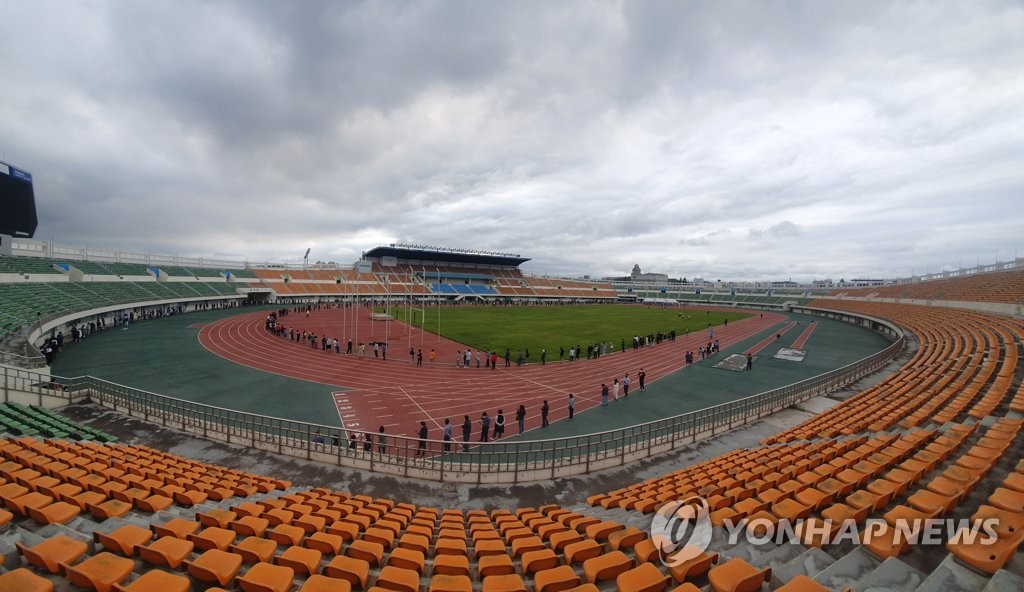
{"left": 381, "top": 304, "right": 748, "bottom": 358}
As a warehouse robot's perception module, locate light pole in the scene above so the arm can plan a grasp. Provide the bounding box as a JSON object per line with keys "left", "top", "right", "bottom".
{"left": 435, "top": 267, "right": 441, "bottom": 341}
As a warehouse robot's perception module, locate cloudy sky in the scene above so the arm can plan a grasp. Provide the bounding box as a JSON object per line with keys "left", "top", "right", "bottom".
{"left": 1, "top": 1, "right": 1022, "bottom": 282}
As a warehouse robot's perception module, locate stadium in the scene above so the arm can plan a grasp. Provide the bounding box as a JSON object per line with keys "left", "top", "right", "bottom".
{"left": 2, "top": 2, "right": 1024, "bottom": 592}
{"left": 2, "top": 224, "right": 1024, "bottom": 591}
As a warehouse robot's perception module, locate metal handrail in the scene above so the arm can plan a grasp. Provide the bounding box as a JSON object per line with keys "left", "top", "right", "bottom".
{"left": 3, "top": 307, "right": 906, "bottom": 483}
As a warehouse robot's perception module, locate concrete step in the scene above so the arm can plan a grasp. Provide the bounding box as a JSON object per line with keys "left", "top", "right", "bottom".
{"left": 563, "top": 502, "right": 644, "bottom": 527}
{"left": 622, "top": 512, "right": 652, "bottom": 531}
{"left": 813, "top": 547, "right": 881, "bottom": 590}
{"left": 852, "top": 557, "right": 927, "bottom": 592}
{"left": 983, "top": 569, "right": 1024, "bottom": 592}
{"left": 913, "top": 555, "right": 988, "bottom": 592}
{"left": 747, "top": 541, "right": 808, "bottom": 572}
{"left": 772, "top": 547, "right": 836, "bottom": 584}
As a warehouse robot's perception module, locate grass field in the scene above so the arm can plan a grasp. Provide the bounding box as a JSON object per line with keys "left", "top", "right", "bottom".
{"left": 381, "top": 304, "right": 748, "bottom": 359}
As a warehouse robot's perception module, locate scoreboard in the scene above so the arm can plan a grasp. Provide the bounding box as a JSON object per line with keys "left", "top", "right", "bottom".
{"left": 0, "top": 160, "right": 38, "bottom": 238}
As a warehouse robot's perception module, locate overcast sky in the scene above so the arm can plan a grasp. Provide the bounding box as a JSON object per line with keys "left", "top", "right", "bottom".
{"left": 2, "top": 1, "right": 1022, "bottom": 281}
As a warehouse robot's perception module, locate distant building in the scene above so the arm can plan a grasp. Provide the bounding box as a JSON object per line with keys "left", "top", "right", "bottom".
{"left": 630, "top": 264, "right": 668, "bottom": 283}
{"left": 847, "top": 278, "right": 886, "bottom": 287}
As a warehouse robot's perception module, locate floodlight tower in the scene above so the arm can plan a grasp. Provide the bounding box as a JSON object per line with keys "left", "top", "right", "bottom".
{"left": 303, "top": 248, "right": 311, "bottom": 270}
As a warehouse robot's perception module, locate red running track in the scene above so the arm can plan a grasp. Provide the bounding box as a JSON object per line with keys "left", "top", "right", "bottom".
{"left": 791, "top": 321, "right": 818, "bottom": 350}
{"left": 198, "top": 306, "right": 786, "bottom": 442}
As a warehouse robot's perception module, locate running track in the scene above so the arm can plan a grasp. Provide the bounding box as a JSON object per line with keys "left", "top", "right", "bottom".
{"left": 198, "top": 307, "right": 787, "bottom": 442}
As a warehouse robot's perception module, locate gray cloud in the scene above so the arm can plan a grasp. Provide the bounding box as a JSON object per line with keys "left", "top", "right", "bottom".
{"left": 0, "top": 0, "right": 1022, "bottom": 282}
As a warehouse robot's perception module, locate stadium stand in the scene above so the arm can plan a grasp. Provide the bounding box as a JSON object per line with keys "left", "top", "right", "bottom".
{"left": 0, "top": 256, "right": 62, "bottom": 276}
{"left": 827, "top": 269, "right": 1024, "bottom": 305}
{"left": 0, "top": 266, "right": 248, "bottom": 342}
{"left": 0, "top": 403, "right": 116, "bottom": 441}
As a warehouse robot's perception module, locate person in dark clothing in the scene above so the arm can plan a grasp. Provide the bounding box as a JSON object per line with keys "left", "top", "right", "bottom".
{"left": 462, "top": 415, "right": 472, "bottom": 451}
{"left": 638, "top": 368, "right": 646, "bottom": 391}
{"left": 377, "top": 426, "right": 387, "bottom": 454}
{"left": 516, "top": 405, "right": 526, "bottom": 435}
{"left": 480, "top": 412, "right": 491, "bottom": 442}
{"left": 415, "top": 421, "right": 428, "bottom": 456}
{"left": 541, "top": 400, "right": 549, "bottom": 427}
{"left": 493, "top": 409, "right": 505, "bottom": 439}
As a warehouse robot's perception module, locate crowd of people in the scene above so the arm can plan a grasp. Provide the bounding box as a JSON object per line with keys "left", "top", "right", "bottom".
{"left": 42, "top": 300, "right": 245, "bottom": 366}
{"left": 264, "top": 308, "right": 394, "bottom": 360}
{"left": 309, "top": 360, "right": 661, "bottom": 459}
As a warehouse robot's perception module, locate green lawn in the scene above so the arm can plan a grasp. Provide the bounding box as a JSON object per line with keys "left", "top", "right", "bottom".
{"left": 381, "top": 304, "right": 748, "bottom": 358}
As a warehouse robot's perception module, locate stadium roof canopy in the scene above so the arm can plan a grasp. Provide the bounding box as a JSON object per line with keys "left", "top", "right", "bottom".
{"left": 363, "top": 245, "right": 530, "bottom": 267}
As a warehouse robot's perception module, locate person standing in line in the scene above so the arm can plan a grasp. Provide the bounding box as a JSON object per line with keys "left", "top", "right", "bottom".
{"left": 601, "top": 383, "right": 609, "bottom": 406}
{"left": 491, "top": 351, "right": 498, "bottom": 369}
{"left": 462, "top": 415, "right": 472, "bottom": 451}
{"left": 638, "top": 368, "right": 646, "bottom": 391}
{"left": 456, "top": 350, "right": 462, "bottom": 368}
{"left": 415, "top": 421, "right": 428, "bottom": 456}
{"left": 442, "top": 418, "right": 453, "bottom": 452}
{"left": 382, "top": 343, "right": 387, "bottom": 360}
{"left": 374, "top": 343, "right": 379, "bottom": 358}
{"left": 494, "top": 409, "right": 505, "bottom": 439}
{"left": 417, "top": 349, "right": 423, "bottom": 366}
{"left": 540, "top": 349, "right": 546, "bottom": 365}
{"left": 623, "top": 374, "right": 631, "bottom": 398}
{"left": 568, "top": 393, "right": 575, "bottom": 419}
{"left": 358, "top": 343, "right": 366, "bottom": 357}
{"left": 480, "top": 412, "right": 491, "bottom": 442}
{"left": 541, "top": 400, "right": 549, "bottom": 427}
{"left": 476, "top": 351, "right": 481, "bottom": 368}
{"left": 377, "top": 426, "right": 387, "bottom": 454}
{"left": 347, "top": 338, "right": 353, "bottom": 354}
{"left": 505, "top": 349, "right": 511, "bottom": 367}
{"left": 612, "top": 379, "right": 620, "bottom": 401}
{"left": 430, "top": 349, "right": 436, "bottom": 366}
{"left": 516, "top": 405, "right": 526, "bottom": 435}
{"left": 410, "top": 347, "right": 415, "bottom": 364}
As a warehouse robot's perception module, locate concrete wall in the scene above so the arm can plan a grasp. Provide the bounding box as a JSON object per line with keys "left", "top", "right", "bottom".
{"left": 0, "top": 363, "right": 85, "bottom": 408}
